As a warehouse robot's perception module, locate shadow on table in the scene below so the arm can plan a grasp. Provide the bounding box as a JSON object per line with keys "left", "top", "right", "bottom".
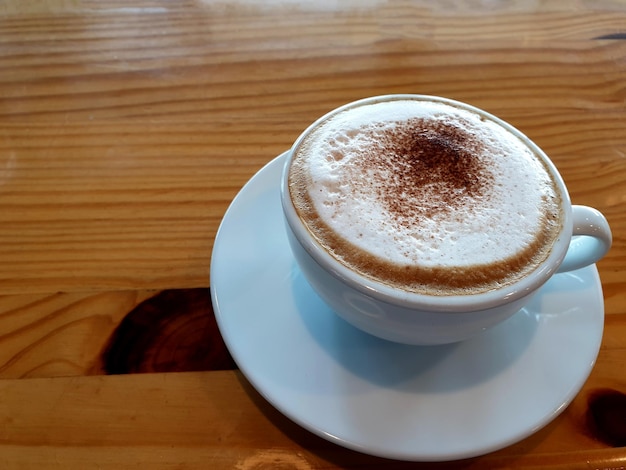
{"left": 234, "top": 370, "right": 562, "bottom": 469}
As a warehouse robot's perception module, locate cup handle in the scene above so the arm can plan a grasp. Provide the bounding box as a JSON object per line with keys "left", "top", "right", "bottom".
{"left": 557, "top": 205, "right": 612, "bottom": 273}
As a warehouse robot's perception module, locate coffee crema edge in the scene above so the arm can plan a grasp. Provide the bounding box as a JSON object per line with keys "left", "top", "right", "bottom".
{"left": 288, "top": 98, "right": 563, "bottom": 296}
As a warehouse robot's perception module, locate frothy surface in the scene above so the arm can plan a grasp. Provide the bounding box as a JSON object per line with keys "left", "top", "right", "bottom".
{"left": 289, "top": 98, "right": 562, "bottom": 295}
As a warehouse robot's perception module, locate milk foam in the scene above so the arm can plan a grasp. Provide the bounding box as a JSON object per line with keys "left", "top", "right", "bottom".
{"left": 289, "top": 98, "right": 561, "bottom": 293}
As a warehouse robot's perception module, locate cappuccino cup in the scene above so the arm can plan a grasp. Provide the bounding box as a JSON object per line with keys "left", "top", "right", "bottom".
{"left": 281, "top": 95, "right": 612, "bottom": 345}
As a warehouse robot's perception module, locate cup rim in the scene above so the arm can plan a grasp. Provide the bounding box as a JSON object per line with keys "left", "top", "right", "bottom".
{"left": 281, "top": 94, "right": 573, "bottom": 312}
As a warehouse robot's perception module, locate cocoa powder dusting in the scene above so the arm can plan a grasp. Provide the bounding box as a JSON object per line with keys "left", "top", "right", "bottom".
{"left": 360, "top": 118, "right": 492, "bottom": 223}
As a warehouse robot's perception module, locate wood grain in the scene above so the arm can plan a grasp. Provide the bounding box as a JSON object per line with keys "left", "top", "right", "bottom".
{"left": 0, "top": 288, "right": 235, "bottom": 378}
{"left": 0, "top": 370, "right": 625, "bottom": 469}
{"left": 1, "top": 2, "right": 625, "bottom": 294}
{"left": 0, "top": 0, "right": 625, "bottom": 468}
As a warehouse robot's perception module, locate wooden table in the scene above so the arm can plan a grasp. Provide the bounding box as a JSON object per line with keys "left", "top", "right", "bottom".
{"left": 1, "top": 0, "right": 625, "bottom": 468}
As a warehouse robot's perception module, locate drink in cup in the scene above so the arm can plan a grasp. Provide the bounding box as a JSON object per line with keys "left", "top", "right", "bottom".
{"left": 281, "top": 95, "right": 611, "bottom": 345}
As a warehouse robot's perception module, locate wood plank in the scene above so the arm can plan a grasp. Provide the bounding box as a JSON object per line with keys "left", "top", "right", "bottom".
{"left": 0, "top": 289, "right": 235, "bottom": 379}
{"left": 0, "top": 369, "right": 624, "bottom": 469}
{"left": 0, "top": 2, "right": 624, "bottom": 295}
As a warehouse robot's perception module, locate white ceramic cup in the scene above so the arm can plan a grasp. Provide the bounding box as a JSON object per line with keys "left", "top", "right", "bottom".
{"left": 280, "top": 95, "right": 612, "bottom": 345}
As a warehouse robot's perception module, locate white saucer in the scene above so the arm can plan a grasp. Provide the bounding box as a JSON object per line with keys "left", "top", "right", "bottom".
{"left": 210, "top": 152, "right": 604, "bottom": 462}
